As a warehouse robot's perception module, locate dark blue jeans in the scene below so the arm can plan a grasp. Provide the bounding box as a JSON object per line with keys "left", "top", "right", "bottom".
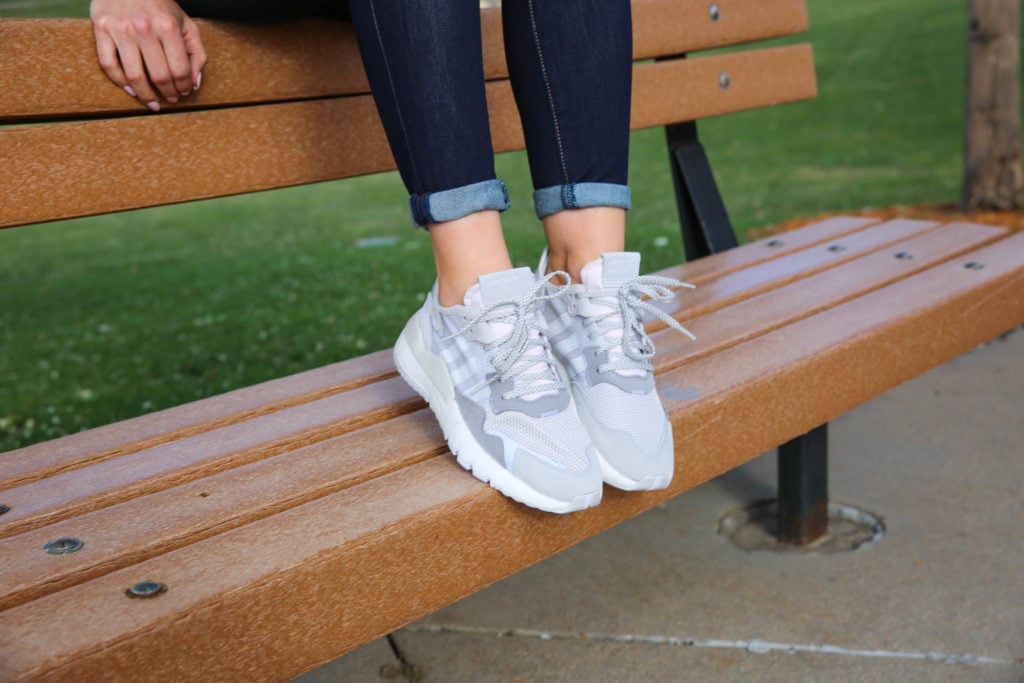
{"left": 179, "top": 0, "right": 633, "bottom": 226}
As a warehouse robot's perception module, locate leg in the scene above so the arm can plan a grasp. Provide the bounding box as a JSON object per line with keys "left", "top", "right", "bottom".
{"left": 348, "top": 0, "right": 513, "bottom": 305}
{"left": 351, "top": 0, "right": 602, "bottom": 513}
{"left": 542, "top": 207, "right": 625, "bottom": 283}
{"left": 505, "top": 1, "right": 699, "bottom": 492}
{"left": 429, "top": 211, "right": 512, "bottom": 306}
{"left": 502, "top": 0, "right": 633, "bottom": 280}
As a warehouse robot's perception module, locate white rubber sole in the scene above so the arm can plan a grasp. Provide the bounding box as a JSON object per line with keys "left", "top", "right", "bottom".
{"left": 393, "top": 317, "right": 601, "bottom": 514}
{"left": 595, "top": 450, "right": 671, "bottom": 491}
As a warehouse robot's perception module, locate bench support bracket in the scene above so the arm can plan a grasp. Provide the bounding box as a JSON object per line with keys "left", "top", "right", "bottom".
{"left": 665, "top": 119, "right": 830, "bottom": 546}
{"left": 666, "top": 121, "right": 738, "bottom": 259}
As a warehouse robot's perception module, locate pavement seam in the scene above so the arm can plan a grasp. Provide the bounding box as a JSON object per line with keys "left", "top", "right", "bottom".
{"left": 404, "top": 623, "right": 1020, "bottom": 667}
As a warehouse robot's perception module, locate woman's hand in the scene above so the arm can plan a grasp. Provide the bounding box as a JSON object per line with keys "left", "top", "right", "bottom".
{"left": 90, "top": 0, "right": 207, "bottom": 111}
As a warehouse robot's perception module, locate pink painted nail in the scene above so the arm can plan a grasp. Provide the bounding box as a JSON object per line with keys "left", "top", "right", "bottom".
{"left": 124, "top": 85, "right": 137, "bottom": 98}
{"left": 195, "top": 72, "right": 202, "bottom": 90}
{"left": 147, "top": 101, "right": 160, "bottom": 113}
{"left": 167, "top": 96, "right": 178, "bottom": 104}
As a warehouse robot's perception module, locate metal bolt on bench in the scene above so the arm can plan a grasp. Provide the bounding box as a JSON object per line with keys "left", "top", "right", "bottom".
{"left": 44, "top": 537, "right": 84, "bottom": 555}
{"left": 126, "top": 581, "right": 167, "bottom": 599}
{"left": 666, "top": 119, "right": 831, "bottom": 545}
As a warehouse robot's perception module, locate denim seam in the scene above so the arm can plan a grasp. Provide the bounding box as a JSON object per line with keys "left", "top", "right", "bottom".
{"left": 367, "top": 0, "right": 421, "bottom": 192}
{"left": 526, "top": 0, "right": 569, "bottom": 184}
{"left": 562, "top": 184, "right": 577, "bottom": 209}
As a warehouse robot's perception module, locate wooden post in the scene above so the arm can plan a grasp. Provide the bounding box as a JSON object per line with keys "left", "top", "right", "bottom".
{"left": 961, "top": 0, "right": 1023, "bottom": 211}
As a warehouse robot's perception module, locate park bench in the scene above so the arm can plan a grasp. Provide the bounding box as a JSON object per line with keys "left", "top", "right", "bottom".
{"left": 2, "top": 0, "right": 1023, "bottom": 679}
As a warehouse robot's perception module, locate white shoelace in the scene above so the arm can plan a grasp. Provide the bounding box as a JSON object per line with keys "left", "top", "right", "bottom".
{"left": 444, "top": 272, "right": 571, "bottom": 400}
{"left": 579, "top": 275, "right": 696, "bottom": 374}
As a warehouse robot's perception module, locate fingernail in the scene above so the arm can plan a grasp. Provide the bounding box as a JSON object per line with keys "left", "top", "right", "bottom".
{"left": 167, "top": 96, "right": 178, "bottom": 104}
{"left": 195, "top": 72, "right": 202, "bottom": 90}
{"left": 124, "top": 85, "right": 137, "bottom": 98}
{"left": 147, "top": 101, "right": 160, "bottom": 112}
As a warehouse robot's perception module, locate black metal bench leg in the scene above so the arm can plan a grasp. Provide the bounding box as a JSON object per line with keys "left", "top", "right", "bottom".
{"left": 777, "top": 424, "right": 829, "bottom": 544}
{"left": 665, "top": 118, "right": 831, "bottom": 546}
{"left": 665, "top": 121, "right": 738, "bottom": 260}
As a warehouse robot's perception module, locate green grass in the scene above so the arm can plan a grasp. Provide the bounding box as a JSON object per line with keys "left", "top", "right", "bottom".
{"left": 0, "top": 0, "right": 89, "bottom": 18}
{"left": 0, "top": 0, "right": 997, "bottom": 450}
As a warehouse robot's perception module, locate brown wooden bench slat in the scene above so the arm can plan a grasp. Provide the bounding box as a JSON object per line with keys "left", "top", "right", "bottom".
{"left": 1, "top": 0, "right": 808, "bottom": 121}
{"left": 655, "top": 222, "right": 1010, "bottom": 369}
{"left": 0, "top": 215, "right": 877, "bottom": 491}
{"left": 3, "top": 232, "right": 1021, "bottom": 682}
{"left": 0, "top": 221, "right": 1005, "bottom": 615}
{"left": 0, "top": 376, "right": 418, "bottom": 539}
{"left": 633, "top": 0, "right": 809, "bottom": 61}
{"left": 0, "top": 18, "right": 366, "bottom": 121}
{"left": 0, "top": 413, "right": 445, "bottom": 613}
{"left": 0, "top": 349, "right": 394, "bottom": 489}
{"left": 656, "top": 218, "right": 937, "bottom": 320}
{"left": 0, "top": 218, "right": 922, "bottom": 539}
{"left": 652, "top": 215, "right": 882, "bottom": 285}
{"left": 1, "top": 44, "right": 816, "bottom": 229}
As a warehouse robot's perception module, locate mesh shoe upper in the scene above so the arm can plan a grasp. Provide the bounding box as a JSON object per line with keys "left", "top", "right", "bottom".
{"left": 399, "top": 266, "right": 602, "bottom": 507}
{"left": 540, "top": 252, "right": 695, "bottom": 487}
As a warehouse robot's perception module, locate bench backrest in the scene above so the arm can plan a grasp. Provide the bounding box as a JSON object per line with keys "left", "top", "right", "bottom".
{"left": 0, "top": 0, "right": 815, "bottom": 230}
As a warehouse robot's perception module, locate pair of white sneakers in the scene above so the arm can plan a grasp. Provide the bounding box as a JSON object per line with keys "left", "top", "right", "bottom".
{"left": 393, "top": 251, "right": 694, "bottom": 513}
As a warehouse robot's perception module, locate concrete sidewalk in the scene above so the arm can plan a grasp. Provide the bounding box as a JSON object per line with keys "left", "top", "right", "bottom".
{"left": 299, "top": 329, "right": 1024, "bottom": 683}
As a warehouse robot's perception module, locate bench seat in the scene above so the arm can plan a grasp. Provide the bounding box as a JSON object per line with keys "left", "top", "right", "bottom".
{"left": 2, "top": 216, "right": 1022, "bottom": 681}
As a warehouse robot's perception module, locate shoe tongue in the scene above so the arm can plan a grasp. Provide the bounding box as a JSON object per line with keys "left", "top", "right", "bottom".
{"left": 466, "top": 267, "right": 536, "bottom": 308}
{"left": 580, "top": 252, "right": 641, "bottom": 290}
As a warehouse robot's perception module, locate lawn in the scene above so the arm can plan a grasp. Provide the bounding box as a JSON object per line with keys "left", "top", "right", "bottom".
{"left": 0, "top": 0, "right": 988, "bottom": 450}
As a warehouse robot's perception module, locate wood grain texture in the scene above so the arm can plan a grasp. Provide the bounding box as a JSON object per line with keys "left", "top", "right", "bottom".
{"left": 2, "top": 231, "right": 1021, "bottom": 682}
{"left": 651, "top": 222, "right": 1010, "bottom": 370}
{"left": 0, "top": 222, "right": 1005, "bottom": 615}
{"left": 0, "top": 412, "right": 447, "bottom": 612}
{"left": 1, "top": 45, "right": 816, "bottom": 229}
{"left": 0, "top": 377, "right": 420, "bottom": 539}
{"left": 1, "top": 0, "right": 808, "bottom": 121}
{"left": 0, "top": 349, "right": 394, "bottom": 488}
{"left": 652, "top": 218, "right": 941, "bottom": 324}
{"left": 0, "top": 349, "right": 394, "bottom": 489}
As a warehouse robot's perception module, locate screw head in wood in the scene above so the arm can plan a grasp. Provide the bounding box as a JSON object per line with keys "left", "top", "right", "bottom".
{"left": 0, "top": 504, "right": 10, "bottom": 515}
{"left": 766, "top": 239, "right": 784, "bottom": 248}
{"left": 709, "top": 3, "right": 721, "bottom": 21}
{"left": 827, "top": 244, "right": 847, "bottom": 253}
{"left": 126, "top": 581, "right": 167, "bottom": 599}
{"left": 895, "top": 251, "right": 914, "bottom": 260}
{"left": 718, "top": 71, "right": 730, "bottom": 90}
{"left": 44, "top": 537, "right": 84, "bottom": 555}
{"left": 964, "top": 261, "right": 985, "bottom": 270}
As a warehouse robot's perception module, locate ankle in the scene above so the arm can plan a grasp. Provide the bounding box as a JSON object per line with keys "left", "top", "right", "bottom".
{"left": 541, "top": 206, "right": 626, "bottom": 283}
{"left": 429, "top": 210, "right": 512, "bottom": 306}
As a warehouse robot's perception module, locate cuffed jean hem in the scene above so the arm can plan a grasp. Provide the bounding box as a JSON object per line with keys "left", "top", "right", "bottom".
{"left": 533, "top": 183, "right": 632, "bottom": 219}
{"left": 409, "top": 179, "right": 510, "bottom": 228}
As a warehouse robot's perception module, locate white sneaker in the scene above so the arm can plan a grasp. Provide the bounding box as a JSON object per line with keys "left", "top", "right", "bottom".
{"left": 539, "top": 252, "right": 695, "bottom": 491}
{"left": 393, "top": 267, "right": 603, "bottom": 513}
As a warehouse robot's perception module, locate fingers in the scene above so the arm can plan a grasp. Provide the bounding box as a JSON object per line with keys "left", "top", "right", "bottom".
{"left": 92, "top": 27, "right": 130, "bottom": 93}
{"left": 181, "top": 17, "right": 207, "bottom": 91}
{"left": 90, "top": 0, "right": 205, "bottom": 111}
{"left": 133, "top": 17, "right": 185, "bottom": 103}
{"left": 111, "top": 32, "right": 162, "bottom": 109}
